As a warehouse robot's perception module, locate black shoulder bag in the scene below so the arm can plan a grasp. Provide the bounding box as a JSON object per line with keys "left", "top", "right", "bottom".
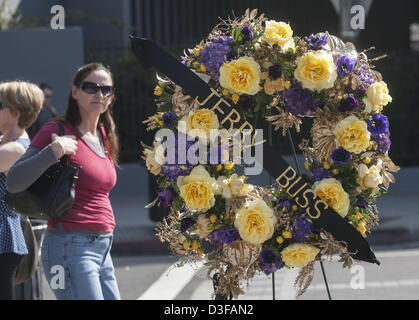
{"left": 5, "top": 121, "right": 79, "bottom": 220}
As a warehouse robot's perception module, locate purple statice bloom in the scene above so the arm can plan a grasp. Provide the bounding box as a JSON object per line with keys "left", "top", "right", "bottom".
{"left": 268, "top": 64, "right": 282, "bottom": 80}
{"left": 307, "top": 34, "right": 329, "bottom": 50}
{"left": 278, "top": 198, "right": 291, "bottom": 209}
{"left": 198, "top": 36, "right": 233, "bottom": 81}
{"left": 337, "top": 55, "right": 356, "bottom": 77}
{"left": 162, "top": 111, "right": 175, "bottom": 128}
{"left": 213, "top": 228, "right": 241, "bottom": 245}
{"left": 161, "top": 132, "right": 197, "bottom": 181}
{"left": 281, "top": 83, "right": 319, "bottom": 117}
{"left": 339, "top": 96, "right": 359, "bottom": 112}
{"left": 292, "top": 215, "right": 312, "bottom": 243}
{"left": 368, "top": 114, "right": 389, "bottom": 135}
{"left": 180, "top": 217, "right": 196, "bottom": 232}
{"left": 208, "top": 231, "right": 223, "bottom": 247}
{"left": 356, "top": 196, "right": 369, "bottom": 209}
{"left": 371, "top": 132, "right": 391, "bottom": 154}
{"left": 241, "top": 25, "right": 254, "bottom": 43}
{"left": 260, "top": 249, "right": 285, "bottom": 275}
{"left": 347, "top": 63, "right": 375, "bottom": 97}
{"left": 157, "top": 188, "right": 174, "bottom": 208}
{"left": 331, "top": 147, "right": 351, "bottom": 165}
{"left": 312, "top": 166, "right": 333, "bottom": 182}
{"left": 181, "top": 60, "right": 187, "bottom": 66}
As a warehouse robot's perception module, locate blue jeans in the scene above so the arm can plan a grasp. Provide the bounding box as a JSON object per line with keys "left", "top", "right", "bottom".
{"left": 40, "top": 230, "right": 121, "bottom": 300}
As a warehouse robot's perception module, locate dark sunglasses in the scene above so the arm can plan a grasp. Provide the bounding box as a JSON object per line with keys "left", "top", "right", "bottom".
{"left": 80, "top": 81, "right": 115, "bottom": 97}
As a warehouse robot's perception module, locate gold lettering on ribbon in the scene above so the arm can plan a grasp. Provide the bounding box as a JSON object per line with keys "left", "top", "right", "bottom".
{"left": 275, "top": 166, "right": 297, "bottom": 189}
{"left": 306, "top": 199, "right": 328, "bottom": 219}
{"left": 286, "top": 177, "right": 308, "bottom": 198}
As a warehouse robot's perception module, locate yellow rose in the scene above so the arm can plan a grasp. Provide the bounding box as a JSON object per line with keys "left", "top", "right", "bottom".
{"left": 262, "top": 20, "right": 295, "bottom": 51}
{"left": 281, "top": 243, "right": 320, "bottom": 268}
{"left": 234, "top": 199, "right": 277, "bottom": 245}
{"left": 357, "top": 163, "right": 383, "bottom": 194}
{"left": 177, "top": 165, "right": 219, "bottom": 212}
{"left": 313, "top": 178, "right": 350, "bottom": 218}
{"left": 219, "top": 56, "right": 261, "bottom": 95}
{"left": 294, "top": 50, "right": 337, "bottom": 92}
{"left": 180, "top": 108, "right": 219, "bottom": 138}
{"left": 217, "top": 174, "right": 253, "bottom": 200}
{"left": 143, "top": 141, "right": 165, "bottom": 175}
{"left": 195, "top": 215, "right": 212, "bottom": 238}
{"left": 366, "top": 81, "right": 392, "bottom": 108}
{"left": 334, "top": 115, "right": 370, "bottom": 154}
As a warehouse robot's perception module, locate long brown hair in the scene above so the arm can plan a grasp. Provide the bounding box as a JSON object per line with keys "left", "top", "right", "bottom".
{"left": 58, "top": 63, "right": 119, "bottom": 166}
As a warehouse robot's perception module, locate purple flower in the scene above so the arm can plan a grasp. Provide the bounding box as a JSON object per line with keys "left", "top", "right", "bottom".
{"left": 339, "top": 96, "right": 359, "bottom": 112}
{"left": 161, "top": 132, "right": 197, "bottom": 181}
{"left": 371, "top": 132, "right": 391, "bottom": 154}
{"left": 198, "top": 36, "right": 233, "bottom": 81}
{"left": 307, "top": 34, "right": 328, "bottom": 50}
{"left": 337, "top": 55, "right": 356, "bottom": 77}
{"left": 260, "top": 249, "right": 285, "bottom": 275}
{"left": 208, "top": 232, "right": 223, "bottom": 247}
{"left": 180, "top": 217, "right": 196, "bottom": 232}
{"left": 157, "top": 188, "right": 174, "bottom": 208}
{"left": 368, "top": 114, "right": 389, "bottom": 135}
{"left": 312, "top": 166, "right": 333, "bottom": 182}
{"left": 213, "top": 228, "right": 241, "bottom": 245}
{"left": 292, "top": 215, "right": 312, "bottom": 243}
{"left": 356, "top": 196, "right": 369, "bottom": 209}
{"left": 331, "top": 147, "right": 351, "bottom": 165}
{"left": 278, "top": 198, "right": 291, "bottom": 208}
{"left": 181, "top": 60, "right": 187, "bottom": 66}
{"left": 241, "top": 26, "right": 254, "bottom": 43}
{"left": 269, "top": 64, "right": 282, "bottom": 80}
{"left": 347, "top": 63, "right": 375, "bottom": 97}
{"left": 281, "top": 83, "right": 319, "bottom": 117}
{"left": 162, "top": 111, "right": 175, "bottom": 128}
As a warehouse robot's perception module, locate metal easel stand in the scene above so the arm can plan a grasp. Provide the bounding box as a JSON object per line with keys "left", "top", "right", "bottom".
{"left": 286, "top": 129, "right": 332, "bottom": 301}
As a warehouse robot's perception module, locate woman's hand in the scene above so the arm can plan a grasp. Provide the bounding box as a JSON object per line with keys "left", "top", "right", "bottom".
{"left": 51, "top": 133, "right": 78, "bottom": 160}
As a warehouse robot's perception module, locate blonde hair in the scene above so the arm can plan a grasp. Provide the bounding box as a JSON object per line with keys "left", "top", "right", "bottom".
{"left": 0, "top": 81, "right": 44, "bottom": 128}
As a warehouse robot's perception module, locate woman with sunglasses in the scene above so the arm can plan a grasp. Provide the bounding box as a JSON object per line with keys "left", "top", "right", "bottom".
{"left": 7, "top": 63, "right": 121, "bottom": 300}
{"left": 0, "top": 81, "right": 44, "bottom": 300}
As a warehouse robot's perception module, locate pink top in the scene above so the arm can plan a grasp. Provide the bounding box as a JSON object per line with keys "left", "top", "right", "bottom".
{"left": 31, "top": 121, "right": 117, "bottom": 232}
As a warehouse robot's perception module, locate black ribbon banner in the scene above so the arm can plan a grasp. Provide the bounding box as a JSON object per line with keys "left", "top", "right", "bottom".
{"left": 131, "top": 36, "right": 379, "bottom": 265}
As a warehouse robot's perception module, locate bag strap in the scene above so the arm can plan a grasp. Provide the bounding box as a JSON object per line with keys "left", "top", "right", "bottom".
{"left": 54, "top": 120, "right": 65, "bottom": 136}
{"left": 53, "top": 120, "right": 69, "bottom": 164}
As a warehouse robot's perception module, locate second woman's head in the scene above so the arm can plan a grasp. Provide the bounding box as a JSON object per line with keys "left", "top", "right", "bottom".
{"left": 66, "top": 62, "right": 119, "bottom": 165}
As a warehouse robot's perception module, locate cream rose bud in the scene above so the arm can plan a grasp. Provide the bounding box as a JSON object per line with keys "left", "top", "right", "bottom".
{"left": 281, "top": 243, "right": 320, "bottom": 268}
{"left": 177, "top": 165, "right": 219, "bottom": 212}
{"left": 219, "top": 56, "right": 261, "bottom": 95}
{"left": 313, "top": 178, "right": 350, "bottom": 218}
{"left": 234, "top": 199, "right": 277, "bottom": 245}
{"left": 195, "top": 215, "right": 212, "bottom": 239}
{"left": 262, "top": 20, "right": 295, "bottom": 51}
{"left": 334, "top": 115, "right": 370, "bottom": 154}
{"left": 366, "top": 81, "right": 392, "bottom": 108}
{"left": 357, "top": 164, "right": 383, "bottom": 193}
{"left": 294, "top": 50, "right": 337, "bottom": 92}
{"left": 217, "top": 174, "right": 251, "bottom": 200}
{"left": 144, "top": 141, "right": 165, "bottom": 175}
